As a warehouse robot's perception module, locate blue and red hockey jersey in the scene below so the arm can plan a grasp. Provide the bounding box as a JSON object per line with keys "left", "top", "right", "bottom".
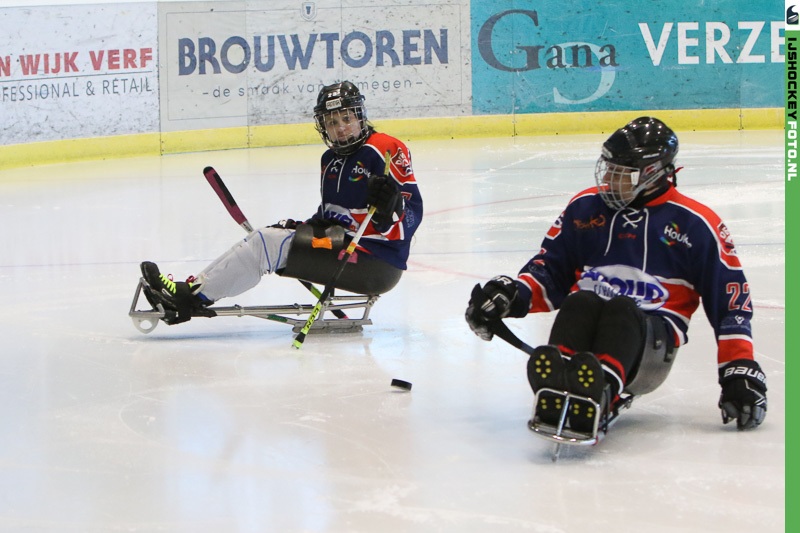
{"left": 312, "top": 131, "right": 423, "bottom": 270}
{"left": 515, "top": 185, "right": 753, "bottom": 367}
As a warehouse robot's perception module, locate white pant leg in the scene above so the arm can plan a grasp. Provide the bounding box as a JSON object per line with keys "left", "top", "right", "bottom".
{"left": 194, "top": 227, "right": 295, "bottom": 301}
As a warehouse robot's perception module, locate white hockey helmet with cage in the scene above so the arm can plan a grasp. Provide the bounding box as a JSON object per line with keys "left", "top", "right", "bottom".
{"left": 313, "top": 81, "right": 370, "bottom": 155}
{"left": 595, "top": 117, "right": 679, "bottom": 210}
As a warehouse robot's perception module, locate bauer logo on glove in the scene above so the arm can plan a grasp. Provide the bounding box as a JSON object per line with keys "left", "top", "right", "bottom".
{"left": 718, "top": 359, "right": 767, "bottom": 431}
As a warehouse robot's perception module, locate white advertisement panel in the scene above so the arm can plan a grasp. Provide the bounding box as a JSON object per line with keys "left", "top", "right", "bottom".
{"left": 0, "top": 3, "right": 159, "bottom": 145}
{"left": 159, "top": 0, "right": 471, "bottom": 132}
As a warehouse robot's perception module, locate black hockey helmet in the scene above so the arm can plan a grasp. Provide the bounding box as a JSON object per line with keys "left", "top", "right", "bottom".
{"left": 594, "top": 117, "right": 679, "bottom": 210}
{"left": 313, "top": 81, "right": 371, "bottom": 155}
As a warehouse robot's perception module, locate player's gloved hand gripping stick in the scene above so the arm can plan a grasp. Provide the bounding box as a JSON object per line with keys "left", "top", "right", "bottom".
{"left": 469, "top": 284, "right": 537, "bottom": 355}
{"left": 202, "top": 166, "right": 347, "bottom": 319}
{"left": 292, "top": 151, "right": 392, "bottom": 349}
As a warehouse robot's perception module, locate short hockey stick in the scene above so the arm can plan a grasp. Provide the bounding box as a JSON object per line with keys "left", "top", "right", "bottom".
{"left": 202, "top": 166, "right": 347, "bottom": 318}
{"left": 492, "top": 320, "right": 537, "bottom": 355}
{"left": 292, "top": 151, "right": 392, "bottom": 349}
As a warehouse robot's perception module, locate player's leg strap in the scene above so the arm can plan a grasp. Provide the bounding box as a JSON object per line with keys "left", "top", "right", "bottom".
{"left": 623, "top": 315, "right": 677, "bottom": 396}
{"left": 277, "top": 223, "right": 402, "bottom": 295}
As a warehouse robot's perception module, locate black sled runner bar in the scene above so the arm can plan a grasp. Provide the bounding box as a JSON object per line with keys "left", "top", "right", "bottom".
{"left": 128, "top": 277, "right": 380, "bottom": 335}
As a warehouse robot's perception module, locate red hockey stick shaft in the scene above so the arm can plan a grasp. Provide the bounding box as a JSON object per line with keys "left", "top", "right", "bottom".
{"left": 203, "top": 166, "right": 254, "bottom": 232}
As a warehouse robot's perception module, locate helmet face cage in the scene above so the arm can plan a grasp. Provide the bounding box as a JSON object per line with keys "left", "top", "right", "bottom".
{"left": 595, "top": 157, "right": 669, "bottom": 210}
{"left": 313, "top": 84, "right": 369, "bottom": 155}
{"left": 595, "top": 158, "right": 640, "bottom": 210}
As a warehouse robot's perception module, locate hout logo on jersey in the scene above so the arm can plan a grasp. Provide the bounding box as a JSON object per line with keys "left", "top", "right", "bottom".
{"left": 661, "top": 222, "right": 692, "bottom": 248}
{"left": 349, "top": 162, "right": 372, "bottom": 182}
{"left": 578, "top": 265, "right": 668, "bottom": 310}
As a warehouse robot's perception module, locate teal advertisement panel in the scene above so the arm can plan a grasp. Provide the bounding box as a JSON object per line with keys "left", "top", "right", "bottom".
{"left": 471, "top": 1, "right": 784, "bottom": 114}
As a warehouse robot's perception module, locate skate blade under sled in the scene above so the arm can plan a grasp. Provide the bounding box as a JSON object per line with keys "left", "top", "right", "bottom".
{"left": 528, "top": 387, "right": 633, "bottom": 459}
{"left": 128, "top": 278, "right": 379, "bottom": 335}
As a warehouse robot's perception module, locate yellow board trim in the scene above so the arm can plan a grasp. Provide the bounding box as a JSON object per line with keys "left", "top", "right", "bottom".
{"left": 0, "top": 108, "right": 782, "bottom": 171}
{"left": 0, "top": 133, "right": 161, "bottom": 170}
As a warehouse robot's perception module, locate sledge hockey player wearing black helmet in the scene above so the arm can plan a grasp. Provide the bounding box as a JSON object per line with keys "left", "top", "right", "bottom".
{"left": 139, "top": 81, "right": 423, "bottom": 325}
{"left": 466, "top": 117, "right": 766, "bottom": 436}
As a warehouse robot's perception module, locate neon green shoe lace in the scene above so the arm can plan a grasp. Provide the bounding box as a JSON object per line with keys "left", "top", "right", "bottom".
{"left": 158, "top": 273, "right": 177, "bottom": 295}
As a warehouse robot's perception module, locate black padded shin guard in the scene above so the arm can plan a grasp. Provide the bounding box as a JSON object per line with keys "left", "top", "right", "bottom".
{"left": 548, "top": 291, "right": 605, "bottom": 353}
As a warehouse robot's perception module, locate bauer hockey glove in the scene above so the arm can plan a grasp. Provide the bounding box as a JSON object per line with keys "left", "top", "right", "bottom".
{"left": 718, "top": 359, "right": 767, "bottom": 431}
{"left": 465, "top": 275, "right": 521, "bottom": 341}
{"left": 366, "top": 175, "right": 403, "bottom": 227}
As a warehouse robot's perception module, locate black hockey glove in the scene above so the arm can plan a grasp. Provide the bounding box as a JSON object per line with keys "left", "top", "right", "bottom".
{"left": 465, "top": 276, "right": 519, "bottom": 341}
{"left": 270, "top": 219, "right": 300, "bottom": 229}
{"left": 718, "top": 359, "right": 767, "bottom": 431}
{"left": 304, "top": 216, "right": 341, "bottom": 229}
{"left": 366, "top": 175, "right": 403, "bottom": 226}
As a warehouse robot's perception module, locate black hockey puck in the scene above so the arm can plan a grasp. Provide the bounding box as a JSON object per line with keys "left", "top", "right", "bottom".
{"left": 391, "top": 378, "right": 412, "bottom": 391}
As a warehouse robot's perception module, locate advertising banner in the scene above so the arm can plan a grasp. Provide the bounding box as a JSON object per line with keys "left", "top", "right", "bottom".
{"left": 0, "top": 3, "right": 158, "bottom": 145}
{"left": 471, "top": 1, "right": 784, "bottom": 114}
{"left": 158, "top": 0, "right": 471, "bottom": 132}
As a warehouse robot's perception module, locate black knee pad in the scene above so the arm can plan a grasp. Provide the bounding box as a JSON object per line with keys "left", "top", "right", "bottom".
{"left": 600, "top": 296, "right": 646, "bottom": 336}
{"left": 548, "top": 290, "right": 605, "bottom": 351}
{"left": 561, "top": 290, "right": 605, "bottom": 314}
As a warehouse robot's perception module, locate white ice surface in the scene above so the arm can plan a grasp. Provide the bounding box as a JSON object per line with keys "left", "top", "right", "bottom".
{"left": 0, "top": 130, "right": 784, "bottom": 532}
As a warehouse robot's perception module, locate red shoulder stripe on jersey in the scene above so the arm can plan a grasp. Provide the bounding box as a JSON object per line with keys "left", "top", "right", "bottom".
{"left": 664, "top": 188, "right": 742, "bottom": 269}
{"left": 568, "top": 186, "right": 600, "bottom": 204}
{"left": 365, "top": 133, "right": 416, "bottom": 184}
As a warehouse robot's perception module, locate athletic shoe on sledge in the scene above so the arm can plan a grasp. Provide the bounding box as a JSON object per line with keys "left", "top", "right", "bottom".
{"left": 139, "top": 261, "right": 214, "bottom": 324}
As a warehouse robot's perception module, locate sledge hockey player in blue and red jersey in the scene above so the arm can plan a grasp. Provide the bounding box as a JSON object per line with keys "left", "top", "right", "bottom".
{"left": 140, "top": 81, "right": 423, "bottom": 324}
{"left": 466, "top": 117, "right": 766, "bottom": 433}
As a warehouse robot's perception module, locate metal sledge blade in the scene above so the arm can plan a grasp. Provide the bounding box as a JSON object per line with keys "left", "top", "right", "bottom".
{"left": 528, "top": 388, "right": 634, "bottom": 450}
